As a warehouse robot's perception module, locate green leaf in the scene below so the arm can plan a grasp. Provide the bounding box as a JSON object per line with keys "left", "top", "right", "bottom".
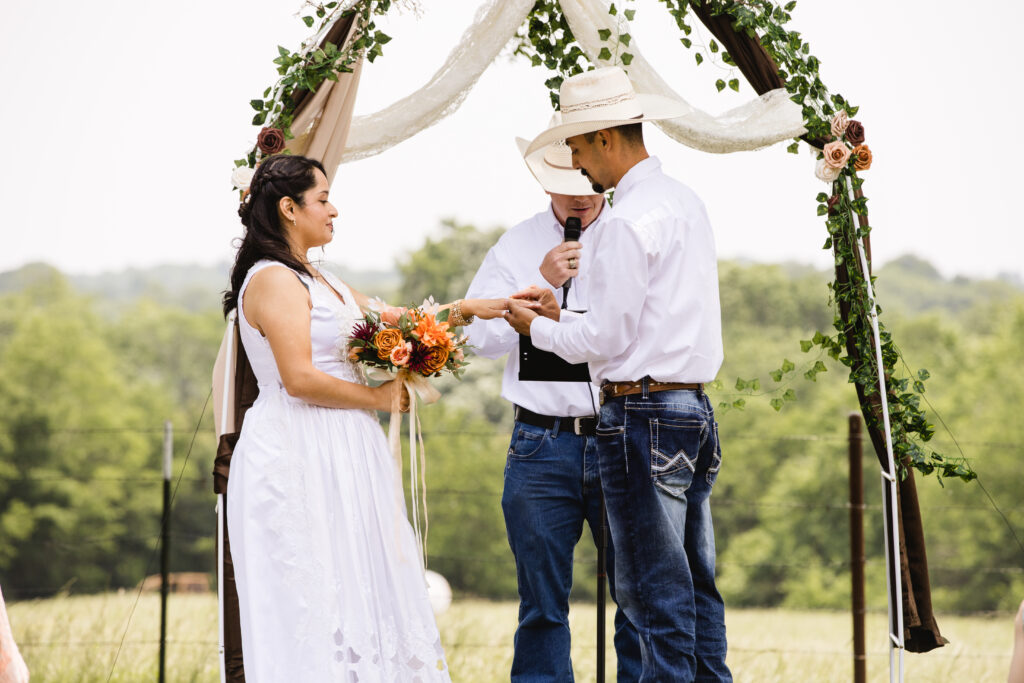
{"left": 769, "top": 398, "right": 784, "bottom": 412}
{"left": 599, "top": 47, "right": 612, "bottom": 61}
{"left": 302, "top": 15, "right": 314, "bottom": 27}
{"left": 624, "top": 8, "right": 636, "bottom": 21}
{"left": 278, "top": 45, "right": 290, "bottom": 57}
{"left": 436, "top": 308, "right": 450, "bottom": 323}
{"left": 735, "top": 378, "right": 748, "bottom": 391}
{"left": 732, "top": 398, "right": 746, "bottom": 410}
{"left": 750, "top": 378, "right": 761, "bottom": 391}
{"left": 620, "top": 52, "right": 633, "bottom": 65}
{"left": 619, "top": 33, "right": 631, "bottom": 46}
{"left": 680, "top": 37, "right": 692, "bottom": 48}
{"left": 695, "top": 53, "right": 703, "bottom": 65}
{"left": 770, "top": 369, "right": 783, "bottom": 382}
{"left": 250, "top": 99, "right": 264, "bottom": 111}
{"left": 598, "top": 28, "right": 612, "bottom": 41}
{"left": 781, "top": 359, "right": 795, "bottom": 373}
{"left": 728, "top": 78, "right": 739, "bottom": 92}
{"left": 608, "top": 3, "right": 617, "bottom": 16}
{"left": 709, "top": 39, "right": 719, "bottom": 53}
{"left": 784, "top": 1, "right": 797, "bottom": 10}
{"left": 715, "top": 79, "right": 726, "bottom": 92}
{"left": 783, "top": 389, "right": 797, "bottom": 402}
{"left": 918, "top": 368, "right": 931, "bottom": 380}
{"left": 800, "top": 339, "right": 813, "bottom": 353}
{"left": 787, "top": 141, "right": 799, "bottom": 154}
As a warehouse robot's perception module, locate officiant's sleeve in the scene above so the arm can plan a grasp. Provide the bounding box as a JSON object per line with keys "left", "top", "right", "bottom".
{"left": 463, "top": 245, "right": 520, "bottom": 359}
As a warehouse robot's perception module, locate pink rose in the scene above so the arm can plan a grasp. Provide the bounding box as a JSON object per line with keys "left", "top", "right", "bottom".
{"left": 823, "top": 141, "right": 851, "bottom": 169}
{"left": 830, "top": 110, "right": 850, "bottom": 139}
{"left": 380, "top": 307, "right": 406, "bottom": 326}
{"left": 390, "top": 341, "right": 412, "bottom": 367}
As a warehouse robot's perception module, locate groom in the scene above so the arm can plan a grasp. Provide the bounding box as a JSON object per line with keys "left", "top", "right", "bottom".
{"left": 463, "top": 124, "right": 641, "bottom": 681}
{"left": 506, "top": 67, "right": 732, "bottom": 681}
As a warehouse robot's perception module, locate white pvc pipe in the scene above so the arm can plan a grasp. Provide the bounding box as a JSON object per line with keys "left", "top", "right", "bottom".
{"left": 844, "top": 177, "right": 904, "bottom": 683}
{"left": 217, "top": 310, "right": 235, "bottom": 683}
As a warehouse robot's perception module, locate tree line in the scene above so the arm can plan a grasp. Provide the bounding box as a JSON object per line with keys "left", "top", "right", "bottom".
{"left": 0, "top": 227, "right": 1021, "bottom": 612}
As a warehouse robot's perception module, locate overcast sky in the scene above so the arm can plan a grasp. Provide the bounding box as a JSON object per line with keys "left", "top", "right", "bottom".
{"left": 1, "top": 0, "right": 1020, "bottom": 281}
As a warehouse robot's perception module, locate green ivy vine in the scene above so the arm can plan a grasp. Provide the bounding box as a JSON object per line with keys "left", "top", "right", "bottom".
{"left": 234, "top": 0, "right": 395, "bottom": 170}
{"left": 514, "top": 0, "right": 974, "bottom": 482}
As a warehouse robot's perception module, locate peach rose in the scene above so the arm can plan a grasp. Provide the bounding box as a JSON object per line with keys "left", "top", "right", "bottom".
{"left": 390, "top": 341, "right": 412, "bottom": 367}
{"left": 374, "top": 328, "right": 404, "bottom": 360}
{"left": 814, "top": 159, "right": 841, "bottom": 183}
{"left": 830, "top": 110, "right": 849, "bottom": 138}
{"left": 852, "top": 144, "right": 872, "bottom": 171}
{"left": 380, "top": 307, "right": 406, "bottom": 326}
{"left": 823, "top": 141, "right": 851, "bottom": 169}
{"left": 347, "top": 346, "right": 363, "bottom": 362}
{"left": 421, "top": 345, "right": 450, "bottom": 374}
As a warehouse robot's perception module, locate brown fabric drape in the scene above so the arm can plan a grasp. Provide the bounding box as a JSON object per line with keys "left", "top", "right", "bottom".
{"left": 687, "top": 0, "right": 945, "bottom": 652}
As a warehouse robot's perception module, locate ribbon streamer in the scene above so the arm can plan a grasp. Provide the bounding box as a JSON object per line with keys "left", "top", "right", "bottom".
{"left": 374, "top": 368, "right": 440, "bottom": 570}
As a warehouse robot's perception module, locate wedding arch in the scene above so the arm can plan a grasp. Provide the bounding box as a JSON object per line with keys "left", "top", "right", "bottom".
{"left": 217, "top": 1, "right": 974, "bottom": 680}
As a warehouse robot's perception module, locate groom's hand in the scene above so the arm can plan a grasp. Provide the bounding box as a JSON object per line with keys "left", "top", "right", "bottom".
{"left": 511, "top": 285, "right": 560, "bottom": 321}
{"left": 504, "top": 299, "right": 538, "bottom": 335}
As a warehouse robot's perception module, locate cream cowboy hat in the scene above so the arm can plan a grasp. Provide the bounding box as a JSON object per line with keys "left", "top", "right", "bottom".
{"left": 524, "top": 66, "right": 689, "bottom": 158}
{"left": 515, "top": 114, "right": 597, "bottom": 196}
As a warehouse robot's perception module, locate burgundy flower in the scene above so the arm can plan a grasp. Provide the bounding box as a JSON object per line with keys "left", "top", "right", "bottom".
{"left": 350, "top": 320, "right": 378, "bottom": 344}
{"left": 845, "top": 120, "right": 865, "bottom": 146}
{"left": 408, "top": 344, "right": 432, "bottom": 375}
{"left": 257, "top": 127, "right": 286, "bottom": 155}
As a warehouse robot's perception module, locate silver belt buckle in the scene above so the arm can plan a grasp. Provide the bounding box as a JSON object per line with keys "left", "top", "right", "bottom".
{"left": 572, "top": 417, "right": 586, "bottom": 435}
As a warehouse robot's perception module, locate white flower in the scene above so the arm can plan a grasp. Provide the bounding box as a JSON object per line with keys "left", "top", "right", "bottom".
{"left": 231, "top": 165, "right": 255, "bottom": 191}
{"left": 815, "top": 158, "right": 841, "bottom": 184}
{"left": 366, "top": 296, "right": 388, "bottom": 312}
{"left": 419, "top": 296, "right": 440, "bottom": 316}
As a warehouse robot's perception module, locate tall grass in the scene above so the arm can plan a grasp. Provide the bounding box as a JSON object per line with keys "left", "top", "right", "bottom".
{"left": 7, "top": 593, "right": 1015, "bottom": 681}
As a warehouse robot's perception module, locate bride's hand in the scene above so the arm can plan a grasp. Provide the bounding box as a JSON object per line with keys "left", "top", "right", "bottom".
{"left": 374, "top": 380, "right": 410, "bottom": 413}
{"left": 460, "top": 298, "right": 509, "bottom": 321}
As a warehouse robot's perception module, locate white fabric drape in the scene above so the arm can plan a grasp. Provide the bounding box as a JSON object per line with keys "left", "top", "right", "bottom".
{"left": 559, "top": 0, "right": 806, "bottom": 153}
{"left": 341, "top": 0, "right": 536, "bottom": 162}
{"left": 339, "top": 0, "right": 806, "bottom": 164}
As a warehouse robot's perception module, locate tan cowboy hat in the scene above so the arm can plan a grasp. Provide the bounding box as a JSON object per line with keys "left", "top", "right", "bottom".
{"left": 524, "top": 66, "right": 688, "bottom": 158}
{"left": 515, "top": 113, "right": 597, "bottom": 196}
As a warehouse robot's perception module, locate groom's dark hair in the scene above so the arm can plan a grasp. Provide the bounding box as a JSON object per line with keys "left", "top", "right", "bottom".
{"left": 223, "top": 154, "right": 327, "bottom": 316}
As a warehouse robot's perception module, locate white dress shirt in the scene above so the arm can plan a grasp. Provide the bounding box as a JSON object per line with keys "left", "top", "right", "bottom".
{"left": 531, "top": 157, "right": 723, "bottom": 385}
{"left": 464, "top": 204, "right": 607, "bottom": 417}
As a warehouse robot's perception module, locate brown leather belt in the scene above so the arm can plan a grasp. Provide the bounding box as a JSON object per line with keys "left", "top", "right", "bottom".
{"left": 600, "top": 378, "right": 703, "bottom": 403}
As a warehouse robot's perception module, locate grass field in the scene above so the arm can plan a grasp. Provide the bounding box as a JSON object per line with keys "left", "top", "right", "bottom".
{"left": 7, "top": 593, "right": 1016, "bottom": 681}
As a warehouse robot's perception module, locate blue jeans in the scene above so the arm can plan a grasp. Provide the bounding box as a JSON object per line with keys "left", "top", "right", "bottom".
{"left": 596, "top": 387, "right": 731, "bottom": 682}
{"left": 503, "top": 418, "right": 643, "bottom": 682}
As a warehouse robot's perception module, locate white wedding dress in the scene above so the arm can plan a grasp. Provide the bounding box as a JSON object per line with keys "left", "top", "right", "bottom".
{"left": 227, "top": 260, "right": 450, "bottom": 682}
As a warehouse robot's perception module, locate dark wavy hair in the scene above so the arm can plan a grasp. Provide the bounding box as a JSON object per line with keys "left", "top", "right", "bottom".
{"left": 223, "top": 154, "right": 327, "bottom": 316}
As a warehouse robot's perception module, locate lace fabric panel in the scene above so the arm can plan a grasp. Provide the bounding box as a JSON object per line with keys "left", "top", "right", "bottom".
{"left": 560, "top": 0, "right": 807, "bottom": 153}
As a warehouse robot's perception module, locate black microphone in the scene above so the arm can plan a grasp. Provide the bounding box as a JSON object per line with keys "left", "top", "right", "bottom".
{"left": 562, "top": 216, "right": 582, "bottom": 309}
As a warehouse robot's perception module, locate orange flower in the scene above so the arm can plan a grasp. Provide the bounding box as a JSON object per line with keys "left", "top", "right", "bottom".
{"left": 851, "top": 144, "right": 872, "bottom": 171}
{"left": 374, "top": 328, "right": 404, "bottom": 360}
{"left": 380, "top": 306, "right": 406, "bottom": 326}
{"left": 414, "top": 314, "right": 453, "bottom": 348}
{"left": 421, "top": 345, "right": 450, "bottom": 374}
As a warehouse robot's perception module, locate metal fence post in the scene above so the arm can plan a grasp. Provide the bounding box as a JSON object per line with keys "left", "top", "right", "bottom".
{"left": 848, "top": 413, "right": 866, "bottom": 683}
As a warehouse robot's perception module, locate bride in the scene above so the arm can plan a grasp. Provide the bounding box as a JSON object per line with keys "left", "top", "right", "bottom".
{"left": 222, "top": 153, "right": 507, "bottom": 681}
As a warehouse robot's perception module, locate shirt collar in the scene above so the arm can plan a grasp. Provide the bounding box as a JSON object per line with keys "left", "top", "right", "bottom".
{"left": 613, "top": 156, "right": 662, "bottom": 200}
{"left": 545, "top": 199, "right": 610, "bottom": 236}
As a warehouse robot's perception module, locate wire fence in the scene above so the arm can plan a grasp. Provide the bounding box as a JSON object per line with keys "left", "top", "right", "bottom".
{"left": 2, "top": 422, "right": 1022, "bottom": 680}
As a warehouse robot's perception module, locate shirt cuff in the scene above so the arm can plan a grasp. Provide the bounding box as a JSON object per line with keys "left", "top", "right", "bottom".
{"left": 530, "top": 315, "right": 558, "bottom": 352}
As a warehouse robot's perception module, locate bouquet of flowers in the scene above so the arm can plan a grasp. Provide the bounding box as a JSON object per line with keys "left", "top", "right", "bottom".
{"left": 346, "top": 298, "right": 469, "bottom": 379}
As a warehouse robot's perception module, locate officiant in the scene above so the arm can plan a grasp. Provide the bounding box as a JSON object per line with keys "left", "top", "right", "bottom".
{"left": 462, "top": 121, "right": 641, "bottom": 681}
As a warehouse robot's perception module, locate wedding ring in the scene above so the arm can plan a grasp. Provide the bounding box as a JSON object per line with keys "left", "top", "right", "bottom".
{"left": 568, "top": 258, "right": 578, "bottom": 270}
